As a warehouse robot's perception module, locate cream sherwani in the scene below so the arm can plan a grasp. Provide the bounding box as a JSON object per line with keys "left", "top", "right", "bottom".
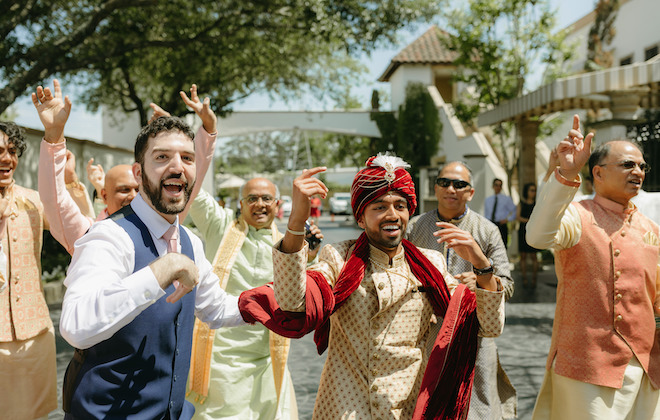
{"left": 528, "top": 170, "right": 660, "bottom": 420}
{"left": 273, "top": 240, "right": 505, "bottom": 419}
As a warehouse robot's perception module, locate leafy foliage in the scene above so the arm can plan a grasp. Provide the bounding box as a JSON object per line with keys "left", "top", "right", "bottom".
{"left": 396, "top": 82, "right": 441, "bottom": 179}
{"left": 370, "top": 82, "right": 441, "bottom": 201}
{"left": 0, "top": 0, "right": 439, "bottom": 124}
{"left": 585, "top": 0, "right": 620, "bottom": 71}
{"left": 441, "top": 0, "right": 572, "bottom": 187}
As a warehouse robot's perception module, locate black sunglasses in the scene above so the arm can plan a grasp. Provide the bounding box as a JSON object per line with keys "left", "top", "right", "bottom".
{"left": 599, "top": 160, "right": 651, "bottom": 173}
{"left": 435, "top": 177, "right": 471, "bottom": 190}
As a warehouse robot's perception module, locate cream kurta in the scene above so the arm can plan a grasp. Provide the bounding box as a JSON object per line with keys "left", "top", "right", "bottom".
{"left": 187, "top": 189, "right": 296, "bottom": 419}
{"left": 273, "top": 240, "right": 505, "bottom": 419}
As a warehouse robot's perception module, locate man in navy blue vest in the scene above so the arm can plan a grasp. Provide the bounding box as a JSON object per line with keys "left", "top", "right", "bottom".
{"left": 59, "top": 116, "right": 246, "bottom": 419}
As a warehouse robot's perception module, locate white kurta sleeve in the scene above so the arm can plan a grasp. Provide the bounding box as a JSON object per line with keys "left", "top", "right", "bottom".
{"left": 527, "top": 169, "right": 583, "bottom": 251}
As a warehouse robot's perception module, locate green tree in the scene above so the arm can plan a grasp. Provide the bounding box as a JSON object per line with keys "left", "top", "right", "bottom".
{"left": 442, "top": 0, "right": 572, "bottom": 189}
{"left": 585, "top": 0, "right": 620, "bottom": 72}
{"left": 396, "top": 82, "right": 441, "bottom": 184}
{"left": 1, "top": 0, "right": 439, "bottom": 124}
{"left": 370, "top": 82, "right": 442, "bottom": 203}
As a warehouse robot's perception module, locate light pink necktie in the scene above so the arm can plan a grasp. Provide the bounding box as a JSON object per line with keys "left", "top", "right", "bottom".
{"left": 162, "top": 225, "right": 179, "bottom": 253}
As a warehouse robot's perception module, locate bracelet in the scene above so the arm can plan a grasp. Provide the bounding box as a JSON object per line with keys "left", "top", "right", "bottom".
{"left": 286, "top": 226, "right": 306, "bottom": 236}
{"left": 65, "top": 180, "right": 81, "bottom": 189}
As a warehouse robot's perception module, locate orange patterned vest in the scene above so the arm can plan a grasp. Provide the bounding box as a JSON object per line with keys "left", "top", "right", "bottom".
{"left": 0, "top": 185, "right": 51, "bottom": 342}
{"left": 552, "top": 199, "right": 660, "bottom": 389}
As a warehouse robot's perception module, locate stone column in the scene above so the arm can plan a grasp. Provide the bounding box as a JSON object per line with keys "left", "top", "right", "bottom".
{"left": 517, "top": 118, "right": 541, "bottom": 190}
{"left": 592, "top": 87, "right": 650, "bottom": 143}
{"left": 609, "top": 87, "right": 650, "bottom": 119}
{"left": 464, "top": 153, "right": 488, "bottom": 214}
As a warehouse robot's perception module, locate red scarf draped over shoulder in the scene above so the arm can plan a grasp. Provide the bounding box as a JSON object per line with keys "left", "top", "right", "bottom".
{"left": 239, "top": 233, "right": 479, "bottom": 419}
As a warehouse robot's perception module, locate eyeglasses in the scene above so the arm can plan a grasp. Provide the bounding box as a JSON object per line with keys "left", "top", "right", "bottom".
{"left": 435, "top": 177, "right": 471, "bottom": 190}
{"left": 242, "top": 195, "right": 276, "bottom": 205}
{"left": 599, "top": 160, "right": 651, "bottom": 173}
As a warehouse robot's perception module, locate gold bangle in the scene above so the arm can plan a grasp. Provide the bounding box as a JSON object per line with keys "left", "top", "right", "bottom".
{"left": 286, "top": 226, "right": 306, "bottom": 236}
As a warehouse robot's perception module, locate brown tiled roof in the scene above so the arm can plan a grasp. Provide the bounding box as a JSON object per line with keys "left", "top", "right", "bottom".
{"left": 378, "top": 26, "right": 458, "bottom": 82}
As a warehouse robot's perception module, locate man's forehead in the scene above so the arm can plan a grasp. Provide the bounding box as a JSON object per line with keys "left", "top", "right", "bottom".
{"left": 149, "top": 131, "right": 194, "bottom": 150}
{"left": 372, "top": 191, "right": 407, "bottom": 203}
{"left": 607, "top": 141, "right": 644, "bottom": 160}
{"left": 440, "top": 163, "right": 470, "bottom": 180}
{"left": 243, "top": 179, "right": 276, "bottom": 196}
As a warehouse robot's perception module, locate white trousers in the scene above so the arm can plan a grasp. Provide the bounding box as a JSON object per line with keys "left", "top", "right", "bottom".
{"left": 532, "top": 356, "right": 660, "bottom": 420}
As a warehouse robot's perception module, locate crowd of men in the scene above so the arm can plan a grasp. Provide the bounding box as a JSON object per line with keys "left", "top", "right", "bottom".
{"left": 0, "top": 77, "right": 657, "bottom": 420}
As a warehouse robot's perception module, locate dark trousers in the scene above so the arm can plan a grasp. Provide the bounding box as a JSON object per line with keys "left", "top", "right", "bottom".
{"left": 497, "top": 222, "right": 509, "bottom": 248}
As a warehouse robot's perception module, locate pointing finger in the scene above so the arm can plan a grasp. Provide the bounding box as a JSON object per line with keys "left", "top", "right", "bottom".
{"left": 572, "top": 114, "right": 580, "bottom": 131}
{"left": 301, "top": 167, "right": 327, "bottom": 178}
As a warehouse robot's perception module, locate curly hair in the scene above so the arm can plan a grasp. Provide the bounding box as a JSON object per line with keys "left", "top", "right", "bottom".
{"left": 134, "top": 116, "right": 194, "bottom": 165}
{"left": 0, "top": 121, "right": 27, "bottom": 157}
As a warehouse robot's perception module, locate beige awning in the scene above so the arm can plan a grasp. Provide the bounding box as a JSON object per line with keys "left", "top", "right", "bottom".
{"left": 477, "top": 58, "right": 660, "bottom": 127}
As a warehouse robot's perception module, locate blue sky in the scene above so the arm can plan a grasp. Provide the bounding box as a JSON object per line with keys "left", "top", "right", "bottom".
{"left": 11, "top": 0, "right": 595, "bottom": 142}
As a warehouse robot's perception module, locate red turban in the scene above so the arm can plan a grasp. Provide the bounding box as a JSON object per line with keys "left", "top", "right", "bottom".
{"left": 351, "top": 153, "right": 417, "bottom": 220}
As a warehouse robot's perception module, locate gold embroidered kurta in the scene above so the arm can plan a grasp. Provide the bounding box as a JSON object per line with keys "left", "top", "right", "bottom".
{"left": 273, "top": 240, "right": 505, "bottom": 419}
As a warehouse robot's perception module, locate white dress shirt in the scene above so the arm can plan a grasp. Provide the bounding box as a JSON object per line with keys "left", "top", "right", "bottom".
{"left": 60, "top": 193, "right": 245, "bottom": 349}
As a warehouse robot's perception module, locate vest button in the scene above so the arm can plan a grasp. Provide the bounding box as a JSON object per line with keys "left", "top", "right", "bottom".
{"left": 371, "top": 368, "right": 378, "bottom": 376}
{"left": 173, "top": 374, "right": 177, "bottom": 382}
{"left": 371, "top": 384, "right": 378, "bottom": 392}
{"left": 620, "top": 231, "right": 626, "bottom": 237}
{"left": 372, "top": 353, "right": 380, "bottom": 360}
{"left": 614, "top": 271, "right": 621, "bottom": 279}
{"left": 372, "top": 339, "right": 379, "bottom": 347}
{"left": 615, "top": 314, "right": 623, "bottom": 322}
{"left": 372, "top": 401, "right": 379, "bottom": 409}
{"left": 169, "top": 401, "right": 174, "bottom": 408}
{"left": 615, "top": 293, "right": 623, "bottom": 301}
{"left": 9, "top": 214, "right": 15, "bottom": 220}
{"left": 613, "top": 249, "right": 620, "bottom": 257}
{"left": 377, "top": 282, "right": 385, "bottom": 290}
{"left": 14, "top": 276, "right": 19, "bottom": 282}
{"left": 176, "top": 348, "right": 180, "bottom": 356}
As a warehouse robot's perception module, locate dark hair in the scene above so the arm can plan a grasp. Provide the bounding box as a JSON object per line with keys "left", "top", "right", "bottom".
{"left": 522, "top": 182, "right": 537, "bottom": 200}
{"left": 437, "top": 161, "right": 473, "bottom": 183}
{"left": 492, "top": 178, "right": 503, "bottom": 186}
{"left": 0, "top": 121, "right": 27, "bottom": 157}
{"left": 134, "top": 116, "right": 194, "bottom": 165}
{"left": 588, "top": 140, "right": 644, "bottom": 179}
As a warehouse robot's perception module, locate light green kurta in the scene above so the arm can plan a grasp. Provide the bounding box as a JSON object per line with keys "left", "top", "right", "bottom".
{"left": 187, "top": 189, "right": 296, "bottom": 420}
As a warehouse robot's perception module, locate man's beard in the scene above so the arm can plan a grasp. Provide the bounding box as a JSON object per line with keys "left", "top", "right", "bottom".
{"left": 141, "top": 172, "right": 194, "bottom": 215}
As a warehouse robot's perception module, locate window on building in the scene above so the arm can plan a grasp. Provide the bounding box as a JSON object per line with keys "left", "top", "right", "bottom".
{"left": 620, "top": 56, "right": 633, "bottom": 66}
{"left": 645, "top": 45, "right": 659, "bottom": 61}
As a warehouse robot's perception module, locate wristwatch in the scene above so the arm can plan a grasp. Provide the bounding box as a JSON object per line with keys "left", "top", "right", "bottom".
{"left": 473, "top": 258, "right": 494, "bottom": 276}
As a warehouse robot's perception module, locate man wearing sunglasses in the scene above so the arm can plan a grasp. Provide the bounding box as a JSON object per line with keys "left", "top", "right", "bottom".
{"left": 527, "top": 115, "right": 660, "bottom": 419}
{"left": 407, "top": 161, "right": 516, "bottom": 419}
{"left": 484, "top": 178, "right": 517, "bottom": 248}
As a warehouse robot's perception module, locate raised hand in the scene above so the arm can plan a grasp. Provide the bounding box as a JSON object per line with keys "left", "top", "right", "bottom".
{"left": 31, "top": 79, "right": 72, "bottom": 143}
{"left": 180, "top": 84, "right": 217, "bottom": 134}
{"left": 86, "top": 158, "right": 105, "bottom": 195}
{"left": 557, "top": 114, "right": 594, "bottom": 181}
{"left": 281, "top": 167, "right": 328, "bottom": 253}
{"left": 64, "top": 150, "right": 78, "bottom": 185}
{"left": 148, "top": 103, "right": 171, "bottom": 124}
{"left": 290, "top": 167, "right": 328, "bottom": 225}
